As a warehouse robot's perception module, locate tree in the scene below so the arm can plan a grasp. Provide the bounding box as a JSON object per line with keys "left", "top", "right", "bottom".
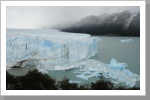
{"left": 7, "top": 69, "right": 58, "bottom": 90}
{"left": 57, "top": 77, "right": 79, "bottom": 90}
{"left": 90, "top": 75, "right": 114, "bottom": 90}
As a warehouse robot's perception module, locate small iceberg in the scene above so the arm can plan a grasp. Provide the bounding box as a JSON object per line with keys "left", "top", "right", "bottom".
{"left": 76, "top": 74, "right": 88, "bottom": 80}
{"left": 91, "top": 71, "right": 101, "bottom": 77}
{"left": 82, "top": 71, "right": 92, "bottom": 75}
{"left": 73, "top": 70, "right": 82, "bottom": 74}
{"left": 69, "top": 80, "right": 81, "bottom": 84}
{"left": 88, "top": 67, "right": 97, "bottom": 72}
{"left": 107, "top": 58, "right": 128, "bottom": 70}
{"left": 120, "top": 39, "right": 134, "bottom": 43}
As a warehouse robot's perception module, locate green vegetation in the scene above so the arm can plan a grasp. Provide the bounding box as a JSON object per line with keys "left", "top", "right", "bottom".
{"left": 6, "top": 70, "right": 57, "bottom": 90}
{"left": 90, "top": 75, "right": 114, "bottom": 90}
{"left": 57, "top": 77, "right": 79, "bottom": 90}
{"left": 6, "top": 69, "right": 140, "bottom": 90}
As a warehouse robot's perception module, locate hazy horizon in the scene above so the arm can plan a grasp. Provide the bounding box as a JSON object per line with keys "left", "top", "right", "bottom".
{"left": 6, "top": 6, "right": 140, "bottom": 29}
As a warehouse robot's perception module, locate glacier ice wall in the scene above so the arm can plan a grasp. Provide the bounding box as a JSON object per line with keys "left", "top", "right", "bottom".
{"left": 6, "top": 29, "right": 100, "bottom": 68}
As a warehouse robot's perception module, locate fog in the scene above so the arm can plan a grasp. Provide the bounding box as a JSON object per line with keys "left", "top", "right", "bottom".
{"left": 6, "top": 6, "right": 140, "bottom": 29}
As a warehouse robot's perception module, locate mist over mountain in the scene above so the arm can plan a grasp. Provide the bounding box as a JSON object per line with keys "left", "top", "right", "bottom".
{"left": 57, "top": 10, "right": 140, "bottom": 36}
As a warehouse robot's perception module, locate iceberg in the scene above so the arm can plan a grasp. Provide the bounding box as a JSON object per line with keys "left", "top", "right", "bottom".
{"left": 69, "top": 80, "right": 81, "bottom": 84}
{"left": 6, "top": 29, "right": 100, "bottom": 68}
{"left": 76, "top": 74, "right": 88, "bottom": 80}
{"left": 90, "top": 71, "right": 101, "bottom": 77}
{"left": 64, "top": 59, "right": 138, "bottom": 87}
{"left": 107, "top": 58, "right": 128, "bottom": 69}
{"left": 120, "top": 39, "right": 134, "bottom": 43}
{"left": 35, "top": 58, "right": 139, "bottom": 87}
{"left": 87, "top": 67, "right": 97, "bottom": 72}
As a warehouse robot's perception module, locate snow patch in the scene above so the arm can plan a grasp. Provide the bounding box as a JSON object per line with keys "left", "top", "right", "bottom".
{"left": 123, "top": 12, "right": 138, "bottom": 30}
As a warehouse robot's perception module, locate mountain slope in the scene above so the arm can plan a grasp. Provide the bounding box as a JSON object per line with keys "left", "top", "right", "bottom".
{"left": 60, "top": 10, "right": 140, "bottom": 36}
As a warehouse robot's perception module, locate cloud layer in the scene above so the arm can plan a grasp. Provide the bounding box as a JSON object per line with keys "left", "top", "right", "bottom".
{"left": 6, "top": 6, "right": 140, "bottom": 29}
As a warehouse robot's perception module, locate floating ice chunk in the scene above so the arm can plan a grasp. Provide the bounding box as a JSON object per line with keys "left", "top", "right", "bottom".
{"left": 40, "top": 70, "right": 48, "bottom": 73}
{"left": 73, "top": 70, "right": 82, "bottom": 74}
{"left": 126, "top": 81, "right": 136, "bottom": 87}
{"left": 53, "top": 66, "right": 73, "bottom": 71}
{"left": 120, "top": 39, "right": 134, "bottom": 43}
{"left": 76, "top": 74, "right": 88, "bottom": 80}
{"left": 69, "top": 80, "right": 81, "bottom": 84}
{"left": 54, "top": 66, "right": 64, "bottom": 71}
{"left": 107, "top": 58, "right": 128, "bottom": 69}
{"left": 111, "top": 74, "right": 119, "bottom": 79}
{"left": 88, "top": 67, "right": 97, "bottom": 71}
{"left": 125, "top": 69, "right": 133, "bottom": 77}
{"left": 82, "top": 71, "right": 92, "bottom": 75}
{"left": 35, "top": 59, "right": 139, "bottom": 87}
{"left": 97, "top": 64, "right": 101, "bottom": 67}
{"left": 91, "top": 71, "right": 101, "bottom": 77}
{"left": 112, "top": 81, "right": 119, "bottom": 84}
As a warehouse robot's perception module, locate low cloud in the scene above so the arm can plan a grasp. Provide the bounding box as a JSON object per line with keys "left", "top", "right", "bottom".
{"left": 6, "top": 6, "right": 140, "bottom": 29}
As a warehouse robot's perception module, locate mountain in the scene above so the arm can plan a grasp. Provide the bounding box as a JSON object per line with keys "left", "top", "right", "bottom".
{"left": 59, "top": 10, "right": 140, "bottom": 36}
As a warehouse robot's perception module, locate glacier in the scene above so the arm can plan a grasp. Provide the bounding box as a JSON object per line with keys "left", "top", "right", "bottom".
{"left": 6, "top": 28, "right": 100, "bottom": 68}
{"left": 6, "top": 28, "right": 140, "bottom": 87}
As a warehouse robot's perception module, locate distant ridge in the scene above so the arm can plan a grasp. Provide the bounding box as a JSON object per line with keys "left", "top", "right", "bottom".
{"left": 57, "top": 10, "right": 140, "bottom": 36}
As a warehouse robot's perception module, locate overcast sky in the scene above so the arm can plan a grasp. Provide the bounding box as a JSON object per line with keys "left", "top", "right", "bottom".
{"left": 6, "top": 6, "right": 140, "bottom": 29}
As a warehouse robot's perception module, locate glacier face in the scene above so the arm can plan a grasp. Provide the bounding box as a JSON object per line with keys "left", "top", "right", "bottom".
{"left": 6, "top": 29, "right": 100, "bottom": 68}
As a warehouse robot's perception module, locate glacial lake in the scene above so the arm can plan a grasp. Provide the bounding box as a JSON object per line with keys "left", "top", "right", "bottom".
{"left": 7, "top": 36, "right": 140, "bottom": 87}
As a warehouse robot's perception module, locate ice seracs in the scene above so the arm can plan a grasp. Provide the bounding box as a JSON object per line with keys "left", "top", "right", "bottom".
{"left": 6, "top": 29, "right": 100, "bottom": 68}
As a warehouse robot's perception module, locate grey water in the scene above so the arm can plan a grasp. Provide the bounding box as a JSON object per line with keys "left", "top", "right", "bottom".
{"left": 94, "top": 36, "right": 140, "bottom": 75}
{"left": 7, "top": 35, "right": 140, "bottom": 87}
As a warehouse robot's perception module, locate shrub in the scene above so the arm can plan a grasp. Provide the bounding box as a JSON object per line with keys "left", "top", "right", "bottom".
{"left": 90, "top": 75, "right": 114, "bottom": 90}
{"left": 57, "top": 77, "right": 79, "bottom": 90}
{"left": 6, "top": 70, "right": 140, "bottom": 90}
{"left": 7, "top": 70, "right": 57, "bottom": 90}
{"left": 6, "top": 71, "right": 20, "bottom": 90}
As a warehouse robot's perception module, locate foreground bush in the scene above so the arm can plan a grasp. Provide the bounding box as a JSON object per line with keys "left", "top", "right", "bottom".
{"left": 90, "top": 76, "right": 114, "bottom": 90}
{"left": 6, "top": 69, "right": 140, "bottom": 90}
{"left": 6, "top": 71, "right": 20, "bottom": 90}
{"left": 7, "top": 70, "right": 57, "bottom": 90}
{"left": 57, "top": 77, "right": 79, "bottom": 90}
